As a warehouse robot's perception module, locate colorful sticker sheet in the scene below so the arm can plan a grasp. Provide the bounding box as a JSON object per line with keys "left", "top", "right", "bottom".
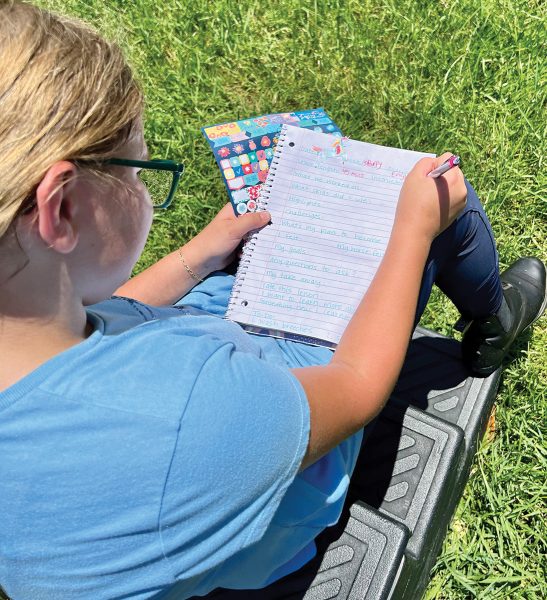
{"left": 202, "top": 108, "right": 342, "bottom": 215}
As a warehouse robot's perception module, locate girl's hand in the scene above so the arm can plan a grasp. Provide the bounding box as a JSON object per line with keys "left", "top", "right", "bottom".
{"left": 395, "top": 153, "right": 467, "bottom": 242}
{"left": 186, "top": 203, "right": 271, "bottom": 277}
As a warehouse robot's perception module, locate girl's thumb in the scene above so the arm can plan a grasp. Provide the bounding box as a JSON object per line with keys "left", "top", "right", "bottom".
{"left": 233, "top": 210, "right": 271, "bottom": 236}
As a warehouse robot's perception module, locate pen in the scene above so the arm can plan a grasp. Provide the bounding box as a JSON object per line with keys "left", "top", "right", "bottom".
{"left": 427, "top": 155, "right": 461, "bottom": 178}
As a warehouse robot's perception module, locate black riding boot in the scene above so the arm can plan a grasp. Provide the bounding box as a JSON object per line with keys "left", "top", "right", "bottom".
{"left": 461, "top": 257, "right": 547, "bottom": 376}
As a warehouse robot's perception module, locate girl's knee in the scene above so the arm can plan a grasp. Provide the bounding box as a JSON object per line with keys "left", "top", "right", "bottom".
{"left": 463, "top": 179, "right": 483, "bottom": 212}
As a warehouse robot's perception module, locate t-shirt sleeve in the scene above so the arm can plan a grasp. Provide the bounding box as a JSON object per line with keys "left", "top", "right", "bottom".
{"left": 158, "top": 342, "right": 310, "bottom": 580}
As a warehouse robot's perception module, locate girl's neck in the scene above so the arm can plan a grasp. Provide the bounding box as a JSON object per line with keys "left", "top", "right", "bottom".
{"left": 0, "top": 219, "right": 101, "bottom": 392}
{"left": 0, "top": 299, "right": 90, "bottom": 393}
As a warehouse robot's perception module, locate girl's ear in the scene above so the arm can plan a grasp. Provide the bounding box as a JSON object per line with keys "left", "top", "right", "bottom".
{"left": 34, "top": 161, "right": 80, "bottom": 253}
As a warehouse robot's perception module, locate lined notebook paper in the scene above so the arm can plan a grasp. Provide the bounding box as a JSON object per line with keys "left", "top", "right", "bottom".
{"left": 226, "top": 125, "right": 434, "bottom": 347}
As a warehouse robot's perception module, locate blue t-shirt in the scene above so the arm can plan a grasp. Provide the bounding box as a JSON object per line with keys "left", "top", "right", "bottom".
{"left": 0, "top": 274, "right": 362, "bottom": 599}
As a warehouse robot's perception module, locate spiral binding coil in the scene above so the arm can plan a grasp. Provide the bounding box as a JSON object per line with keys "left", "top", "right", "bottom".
{"left": 226, "top": 125, "right": 290, "bottom": 319}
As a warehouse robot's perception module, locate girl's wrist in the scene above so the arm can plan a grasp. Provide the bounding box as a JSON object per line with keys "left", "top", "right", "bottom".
{"left": 177, "top": 236, "right": 217, "bottom": 282}
{"left": 177, "top": 249, "right": 204, "bottom": 283}
{"left": 389, "top": 220, "right": 434, "bottom": 256}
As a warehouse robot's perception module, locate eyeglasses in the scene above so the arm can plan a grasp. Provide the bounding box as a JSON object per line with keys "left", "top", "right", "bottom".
{"left": 105, "top": 158, "right": 184, "bottom": 209}
{"left": 16, "top": 158, "right": 184, "bottom": 220}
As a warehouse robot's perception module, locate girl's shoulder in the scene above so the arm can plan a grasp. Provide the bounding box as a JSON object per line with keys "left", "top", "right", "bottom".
{"left": 49, "top": 296, "right": 271, "bottom": 421}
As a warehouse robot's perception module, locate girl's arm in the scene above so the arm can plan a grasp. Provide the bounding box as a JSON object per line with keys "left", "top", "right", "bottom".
{"left": 115, "top": 204, "right": 270, "bottom": 305}
{"left": 295, "top": 154, "right": 468, "bottom": 470}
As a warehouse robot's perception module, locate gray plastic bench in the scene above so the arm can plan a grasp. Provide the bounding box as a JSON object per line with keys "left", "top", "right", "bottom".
{"left": 194, "top": 326, "right": 501, "bottom": 600}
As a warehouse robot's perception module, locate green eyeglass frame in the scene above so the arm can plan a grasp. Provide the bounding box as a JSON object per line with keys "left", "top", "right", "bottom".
{"left": 106, "top": 158, "right": 184, "bottom": 209}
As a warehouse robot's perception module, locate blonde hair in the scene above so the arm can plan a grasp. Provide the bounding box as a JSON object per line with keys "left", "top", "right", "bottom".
{"left": 0, "top": 0, "right": 143, "bottom": 238}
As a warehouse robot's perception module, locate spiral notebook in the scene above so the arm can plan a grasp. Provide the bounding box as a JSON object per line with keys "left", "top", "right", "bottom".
{"left": 225, "top": 125, "right": 434, "bottom": 347}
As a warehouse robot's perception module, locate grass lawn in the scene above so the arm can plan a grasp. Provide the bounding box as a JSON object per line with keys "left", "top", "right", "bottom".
{"left": 13, "top": 0, "right": 546, "bottom": 598}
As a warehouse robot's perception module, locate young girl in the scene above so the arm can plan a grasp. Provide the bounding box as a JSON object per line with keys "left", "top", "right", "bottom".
{"left": 0, "top": 2, "right": 544, "bottom": 599}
